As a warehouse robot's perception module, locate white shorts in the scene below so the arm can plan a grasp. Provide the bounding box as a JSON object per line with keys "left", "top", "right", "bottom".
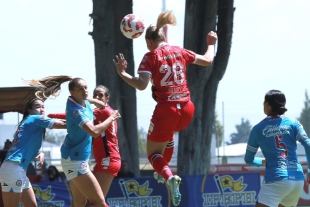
{"left": 61, "top": 158, "right": 90, "bottom": 180}
{"left": 257, "top": 179, "right": 304, "bottom": 207}
{"left": 0, "top": 161, "right": 32, "bottom": 193}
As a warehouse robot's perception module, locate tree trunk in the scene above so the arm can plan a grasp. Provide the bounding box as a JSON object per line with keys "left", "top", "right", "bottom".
{"left": 178, "top": 0, "right": 234, "bottom": 175}
{"left": 90, "top": 0, "right": 140, "bottom": 176}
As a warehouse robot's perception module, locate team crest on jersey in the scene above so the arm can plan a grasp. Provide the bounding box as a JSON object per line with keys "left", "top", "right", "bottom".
{"left": 16, "top": 180, "right": 22, "bottom": 187}
{"left": 73, "top": 110, "right": 80, "bottom": 118}
{"left": 142, "top": 56, "right": 148, "bottom": 62}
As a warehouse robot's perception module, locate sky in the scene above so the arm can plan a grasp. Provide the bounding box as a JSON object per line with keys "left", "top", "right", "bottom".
{"left": 0, "top": 0, "right": 310, "bottom": 144}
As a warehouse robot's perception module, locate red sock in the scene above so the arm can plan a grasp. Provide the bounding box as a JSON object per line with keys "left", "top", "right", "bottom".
{"left": 163, "top": 139, "right": 174, "bottom": 163}
{"left": 148, "top": 153, "right": 173, "bottom": 181}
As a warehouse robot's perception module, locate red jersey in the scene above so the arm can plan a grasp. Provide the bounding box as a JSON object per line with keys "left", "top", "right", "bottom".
{"left": 93, "top": 106, "right": 120, "bottom": 161}
{"left": 138, "top": 43, "right": 196, "bottom": 103}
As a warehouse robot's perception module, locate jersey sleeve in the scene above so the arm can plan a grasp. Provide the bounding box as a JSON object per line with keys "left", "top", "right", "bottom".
{"left": 294, "top": 120, "right": 310, "bottom": 164}
{"left": 137, "top": 53, "right": 154, "bottom": 75}
{"left": 32, "top": 115, "right": 55, "bottom": 129}
{"left": 244, "top": 126, "right": 263, "bottom": 167}
{"left": 93, "top": 108, "right": 110, "bottom": 122}
{"left": 68, "top": 102, "right": 92, "bottom": 128}
{"left": 181, "top": 48, "right": 197, "bottom": 64}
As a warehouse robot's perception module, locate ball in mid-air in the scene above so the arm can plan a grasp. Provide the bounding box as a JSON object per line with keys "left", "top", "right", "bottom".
{"left": 120, "top": 14, "right": 145, "bottom": 39}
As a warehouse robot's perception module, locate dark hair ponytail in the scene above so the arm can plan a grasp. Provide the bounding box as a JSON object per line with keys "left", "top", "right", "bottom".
{"left": 265, "top": 90, "right": 287, "bottom": 115}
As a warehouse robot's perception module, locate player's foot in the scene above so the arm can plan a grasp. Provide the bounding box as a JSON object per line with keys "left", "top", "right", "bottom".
{"left": 167, "top": 175, "right": 181, "bottom": 206}
{"left": 153, "top": 172, "right": 165, "bottom": 184}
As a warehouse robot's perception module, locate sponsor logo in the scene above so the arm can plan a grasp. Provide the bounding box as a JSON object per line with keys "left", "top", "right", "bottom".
{"left": 167, "top": 93, "right": 188, "bottom": 101}
{"left": 2, "top": 183, "right": 8, "bottom": 186}
{"left": 107, "top": 179, "right": 162, "bottom": 207}
{"left": 68, "top": 170, "right": 73, "bottom": 174}
{"left": 202, "top": 175, "right": 256, "bottom": 207}
{"left": 262, "top": 125, "right": 291, "bottom": 137}
{"left": 101, "top": 158, "right": 110, "bottom": 170}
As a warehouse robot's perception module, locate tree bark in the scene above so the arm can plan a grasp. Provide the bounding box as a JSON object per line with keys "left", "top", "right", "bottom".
{"left": 90, "top": 0, "right": 140, "bottom": 176}
{"left": 178, "top": 0, "right": 234, "bottom": 175}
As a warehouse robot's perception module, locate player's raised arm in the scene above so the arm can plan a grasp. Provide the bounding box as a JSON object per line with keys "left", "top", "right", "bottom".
{"left": 113, "top": 53, "right": 151, "bottom": 90}
{"left": 194, "top": 31, "right": 218, "bottom": 66}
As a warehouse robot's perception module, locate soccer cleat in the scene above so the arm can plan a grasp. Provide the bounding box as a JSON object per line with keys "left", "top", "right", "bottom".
{"left": 153, "top": 172, "right": 165, "bottom": 184}
{"left": 168, "top": 175, "right": 182, "bottom": 206}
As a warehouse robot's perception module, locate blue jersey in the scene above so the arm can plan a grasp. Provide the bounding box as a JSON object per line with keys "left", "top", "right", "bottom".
{"left": 61, "top": 97, "right": 94, "bottom": 161}
{"left": 244, "top": 115, "right": 310, "bottom": 183}
{"left": 5, "top": 115, "right": 54, "bottom": 171}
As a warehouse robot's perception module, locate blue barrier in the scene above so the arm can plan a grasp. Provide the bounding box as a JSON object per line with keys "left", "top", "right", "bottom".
{"left": 30, "top": 172, "right": 260, "bottom": 207}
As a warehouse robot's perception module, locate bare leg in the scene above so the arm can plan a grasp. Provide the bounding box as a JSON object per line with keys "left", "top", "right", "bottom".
{"left": 255, "top": 202, "right": 269, "bottom": 207}
{"left": 70, "top": 172, "right": 107, "bottom": 207}
{"left": 147, "top": 140, "right": 167, "bottom": 155}
{"left": 20, "top": 187, "right": 37, "bottom": 207}
{"left": 70, "top": 181, "right": 87, "bottom": 207}
{"left": 2, "top": 192, "right": 21, "bottom": 207}
{"left": 94, "top": 172, "right": 114, "bottom": 198}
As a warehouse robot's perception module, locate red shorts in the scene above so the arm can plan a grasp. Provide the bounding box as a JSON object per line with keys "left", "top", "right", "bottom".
{"left": 93, "top": 157, "right": 121, "bottom": 177}
{"left": 148, "top": 101, "right": 195, "bottom": 142}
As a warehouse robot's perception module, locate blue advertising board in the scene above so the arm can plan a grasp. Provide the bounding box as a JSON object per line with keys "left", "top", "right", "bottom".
{"left": 26, "top": 172, "right": 260, "bottom": 207}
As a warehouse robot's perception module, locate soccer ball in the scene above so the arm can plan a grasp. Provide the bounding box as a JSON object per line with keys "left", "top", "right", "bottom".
{"left": 120, "top": 14, "right": 145, "bottom": 39}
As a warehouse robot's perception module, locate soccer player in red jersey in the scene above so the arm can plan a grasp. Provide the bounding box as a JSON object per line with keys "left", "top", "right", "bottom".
{"left": 92, "top": 85, "right": 121, "bottom": 198}
{"left": 113, "top": 10, "right": 217, "bottom": 206}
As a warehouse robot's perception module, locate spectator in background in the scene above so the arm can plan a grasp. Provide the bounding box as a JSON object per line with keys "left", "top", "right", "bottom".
{"left": 116, "top": 160, "right": 135, "bottom": 178}
{"left": 41, "top": 165, "right": 65, "bottom": 182}
{"left": 0, "top": 139, "right": 12, "bottom": 164}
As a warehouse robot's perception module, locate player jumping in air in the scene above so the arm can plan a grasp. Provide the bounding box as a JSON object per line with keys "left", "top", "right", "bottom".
{"left": 113, "top": 10, "right": 217, "bottom": 206}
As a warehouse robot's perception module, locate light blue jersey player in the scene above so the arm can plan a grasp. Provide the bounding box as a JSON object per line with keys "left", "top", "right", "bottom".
{"left": 61, "top": 97, "right": 94, "bottom": 162}
{"left": 36, "top": 76, "right": 121, "bottom": 207}
{"left": 244, "top": 90, "right": 310, "bottom": 207}
{"left": 5, "top": 115, "right": 54, "bottom": 171}
{"left": 0, "top": 98, "right": 66, "bottom": 207}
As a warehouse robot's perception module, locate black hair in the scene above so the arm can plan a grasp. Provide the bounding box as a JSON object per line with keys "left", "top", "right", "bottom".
{"left": 22, "top": 98, "right": 42, "bottom": 120}
{"left": 18, "top": 98, "right": 46, "bottom": 140}
{"left": 264, "top": 90, "right": 287, "bottom": 115}
{"left": 68, "top": 78, "right": 84, "bottom": 91}
{"left": 94, "top": 85, "right": 110, "bottom": 97}
{"left": 46, "top": 165, "right": 62, "bottom": 182}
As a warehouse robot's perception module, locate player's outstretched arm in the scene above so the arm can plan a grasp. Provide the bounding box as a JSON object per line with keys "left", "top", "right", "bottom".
{"left": 87, "top": 97, "right": 106, "bottom": 109}
{"left": 82, "top": 110, "right": 121, "bottom": 138}
{"left": 51, "top": 120, "right": 67, "bottom": 129}
{"left": 113, "top": 53, "right": 150, "bottom": 90}
{"left": 194, "top": 31, "right": 218, "bottom": 66}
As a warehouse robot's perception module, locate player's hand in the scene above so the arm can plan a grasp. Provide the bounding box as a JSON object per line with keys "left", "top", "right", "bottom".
{"left": 111, "top": 110, "right": 121, "bottom": 121}
{"left": 35, "top": 152, "right": 45, "bottom": 168}
{"left": 207, "top": 31, "right": 217, "bottom": 45}
{"left": 113, "top": 53, "right": 128, "bottom": 75}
